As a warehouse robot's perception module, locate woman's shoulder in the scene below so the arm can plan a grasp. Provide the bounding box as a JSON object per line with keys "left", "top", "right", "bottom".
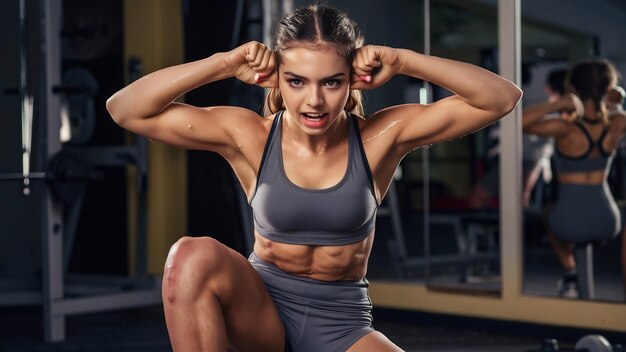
{"left": 215, "top": 107, "right": 276, "bottom": 140}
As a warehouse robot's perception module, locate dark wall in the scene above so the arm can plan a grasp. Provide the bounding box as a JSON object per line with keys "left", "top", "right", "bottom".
{"left": 183, "top": 0, "right": 251, "bottom": 253}
{"left": 62, "top": 0, "right": 127, "bottom": 275}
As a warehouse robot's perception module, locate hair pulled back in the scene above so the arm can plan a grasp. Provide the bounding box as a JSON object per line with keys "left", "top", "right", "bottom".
{"left": 567, "top": 59, "right": 619, "bottom": 117}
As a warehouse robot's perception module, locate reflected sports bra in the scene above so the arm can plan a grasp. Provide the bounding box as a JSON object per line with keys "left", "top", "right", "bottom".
{"left": 554, "top": 121, "right": 614, "bottom": 173}
{"left": 249, "top": 111, "right": 378, "bottom": 246}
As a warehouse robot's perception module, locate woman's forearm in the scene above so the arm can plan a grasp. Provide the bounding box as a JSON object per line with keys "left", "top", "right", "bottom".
{"left": 106, "top": 52, "right": 230, "bottom": 125}
{"left": 522, "top": 100, "right": 560, "bottom": 129}
{"left": 396, "top": 49, "right": 521, "bottom": 114}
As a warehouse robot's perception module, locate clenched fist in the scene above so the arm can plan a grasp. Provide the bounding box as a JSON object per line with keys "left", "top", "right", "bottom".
{"left": 351, "top": 45, "right": 401, "bottom": 90}
{"left": 223, "top": 41, "right": 278, "bottom": 88}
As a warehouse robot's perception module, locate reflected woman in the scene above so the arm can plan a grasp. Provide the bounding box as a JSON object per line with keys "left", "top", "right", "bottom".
{"left": 523, "top": 59, "right": 624, "bottom": 298}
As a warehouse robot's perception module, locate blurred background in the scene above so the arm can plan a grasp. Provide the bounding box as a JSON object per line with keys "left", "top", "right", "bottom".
{"left": 1, "top": 0, "right": 625, "bottom": 351}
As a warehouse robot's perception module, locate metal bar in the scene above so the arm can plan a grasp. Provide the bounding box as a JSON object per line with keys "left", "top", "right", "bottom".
{"left": 63, "top": 191, "right": 85, "bottom": 274}
{"left": 19, "top": 0, "right": 34, "bottom": 195}
{"left": 41, "top": 0, "right": 65, "bottom": 342}
{"left": 422, "top": 0, "right": 432, "bottom": 284}
{"left": 54, "top": 289, "right": 162, "bottom": 316}
{"left": 498, "top": 0, "right": 522, "bottom": 301}
{"left": 0, "top": 172, "right": 46, "bottom": 180}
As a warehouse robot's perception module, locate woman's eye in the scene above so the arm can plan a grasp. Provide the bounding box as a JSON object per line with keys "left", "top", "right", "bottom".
{"left": 325, "top": 79, "right": 340, "bottom": 87}
{"left": 288, "top": 79, "right": 302, "bottom": 87}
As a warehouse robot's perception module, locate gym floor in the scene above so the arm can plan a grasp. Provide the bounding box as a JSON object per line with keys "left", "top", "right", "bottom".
{"left": 1, "top": 304, "right": 623, "bottom": 352}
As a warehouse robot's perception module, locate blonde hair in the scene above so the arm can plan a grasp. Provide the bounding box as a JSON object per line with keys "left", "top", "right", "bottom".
{"left": 262, "top": 4, "right": 365, "bottom": 117}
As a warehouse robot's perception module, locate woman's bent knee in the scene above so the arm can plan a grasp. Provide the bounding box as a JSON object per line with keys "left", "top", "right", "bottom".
{"left": 163, "top": 236, "right": 229, "bottom": 304}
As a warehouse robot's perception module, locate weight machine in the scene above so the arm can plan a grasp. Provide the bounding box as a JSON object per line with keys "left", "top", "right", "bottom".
{"left": 0, "top": 0, "right": 161, "bottom": 342}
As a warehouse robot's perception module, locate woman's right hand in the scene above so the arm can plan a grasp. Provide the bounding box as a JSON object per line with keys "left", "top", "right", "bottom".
{"left": 558, "top": 93, "right": 584, "bottom": 121}
{"left": 223, "top": 41, "right": 277, "bottom": 88}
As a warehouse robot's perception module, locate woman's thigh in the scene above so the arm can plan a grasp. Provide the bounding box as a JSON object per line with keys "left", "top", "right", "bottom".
{"left": 347, "top": 331, "right": 404, "bottom": 352}
{"left": 167, "top": 237, "right": 284, "bottom": 351}
{"left": 219, "top": 245, "right": 285, "bottom": 351}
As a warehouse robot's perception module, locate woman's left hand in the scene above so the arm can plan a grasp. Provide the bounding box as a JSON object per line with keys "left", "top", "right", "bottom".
{"left": 351, "top": 45, "right": 401, "bottom": 90}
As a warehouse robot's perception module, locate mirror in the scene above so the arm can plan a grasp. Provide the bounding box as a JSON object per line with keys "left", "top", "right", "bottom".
{"left": 520, "top": 0, "right": 626, "bottom": 302}
{"left": 360, "top": 0, "right": 505, "bottom": 297}
{"left": 423, "top": 0, "right": 502, "bottom": 295}
{"left": 323, "top": 0, "right": 626, "bottom": 303}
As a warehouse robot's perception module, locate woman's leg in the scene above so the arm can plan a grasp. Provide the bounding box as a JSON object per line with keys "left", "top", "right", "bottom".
{"left": 162, "top": 236, "right": 284, "bottom": 352}
{"left": 542, "top": 205, "right": 576, "bottom": 270}
{"left": 347, "top": 331, "right": 404, "bottom": 352}
{"left": 547, "top": 230, "right": 575, "bottom": 270}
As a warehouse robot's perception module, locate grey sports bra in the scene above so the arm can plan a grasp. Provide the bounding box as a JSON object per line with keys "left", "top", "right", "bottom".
{"left": 554, "top": 121, "right": 614, "bottom": 173}
{"left": 249, "top": 111, "right": 378, "bottom": 246}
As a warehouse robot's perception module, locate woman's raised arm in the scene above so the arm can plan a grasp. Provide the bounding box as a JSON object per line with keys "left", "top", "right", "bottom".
{"left": 351, "top": 46, "right": 522, "bottom": 154}
{"left": 106, "top": 41, "right": 276, "bottom": 153}
{"left": 522, "top": 94, "right": 582, "bottom": 137}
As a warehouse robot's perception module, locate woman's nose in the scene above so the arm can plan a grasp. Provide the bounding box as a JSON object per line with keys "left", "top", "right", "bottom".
{"left": 307, "top": 87, "right": 324, "bottom": 107}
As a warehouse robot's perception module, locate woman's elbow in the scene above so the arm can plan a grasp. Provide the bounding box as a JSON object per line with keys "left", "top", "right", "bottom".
{"left": 106, "top": 93, "right": 129, "bottom": 127}
{"left": 497, "top": 85, "right": 523, "bottom": 116}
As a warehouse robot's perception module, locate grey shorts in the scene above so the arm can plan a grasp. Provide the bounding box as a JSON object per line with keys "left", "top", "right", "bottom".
{"left": 548, "top": 183, "right": 621, "bottom": 243}
{"left": 249, "top": 252, "right": 374, "bottom": 352}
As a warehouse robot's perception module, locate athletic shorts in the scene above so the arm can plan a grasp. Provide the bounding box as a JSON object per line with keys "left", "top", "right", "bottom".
{"left": 548, "top": 183, "right": 620, "bottom": 243}
{"left": 249, "top": 252, "right": 374, "bottom": 352}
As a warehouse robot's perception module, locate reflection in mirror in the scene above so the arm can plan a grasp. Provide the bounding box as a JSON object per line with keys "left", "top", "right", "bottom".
{"left": 361, "top": 0, "right": 505, "bottom": 295}
{"left": 423, "top": 0, "right": 502, "bottom": 295}
{"left": 347, "top": 0, "right": 506, "bottom": 292}
{"left": 520, "top": 0, "right": 626, "bottom": 302}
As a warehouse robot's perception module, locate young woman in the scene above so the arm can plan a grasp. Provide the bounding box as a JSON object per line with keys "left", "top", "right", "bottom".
{"left": 523, "top": 59, "right": 624, "bottom": 299}
{"left": 107, "top": 4, "right": 521, "bottom": 351}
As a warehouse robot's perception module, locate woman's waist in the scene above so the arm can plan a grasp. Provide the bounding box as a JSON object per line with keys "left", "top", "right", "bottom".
{"left": 557, "top": 170, "right": 606, "bottom": 185}
{"left": 252, "top": 233, "right": 372, "bottom": 281}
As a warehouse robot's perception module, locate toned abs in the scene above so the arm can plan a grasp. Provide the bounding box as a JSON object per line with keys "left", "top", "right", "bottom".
{"left": 253, "top": 232, "right": 374, "bottom": 281}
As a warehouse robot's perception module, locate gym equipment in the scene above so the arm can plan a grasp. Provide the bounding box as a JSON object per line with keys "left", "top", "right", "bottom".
{"left": 0, "top": 0, "right": 160, "bottom": 343}
{"left": 528, "top": 335, "right": 623, "bottom": 352}
{"left": 542, "top": 338, "right": 560, "bottom": 351}
{"left": 47, "top": 149, "right": 103, "bottom": 204}
{"left": 575, "top": 334, "right": 614, "bottom": 352}
{"left": 61, "top": 67, "right": 98, "bottom": 144}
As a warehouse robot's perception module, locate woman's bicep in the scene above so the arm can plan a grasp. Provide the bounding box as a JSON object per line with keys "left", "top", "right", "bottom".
{"left": 118, "top": 103, "right": 257, "bottom": 153}
{"left": 389, "top": 96, "right": 506, "bottom": 153}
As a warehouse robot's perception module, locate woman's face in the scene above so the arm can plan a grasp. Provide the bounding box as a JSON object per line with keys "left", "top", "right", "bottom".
{"left": 278, "top": 44, "right": 351, "bottom": 135}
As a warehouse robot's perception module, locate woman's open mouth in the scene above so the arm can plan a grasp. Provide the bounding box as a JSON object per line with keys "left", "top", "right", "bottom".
{"left": 300, "top": 112, "right": 329, "bottom": 128}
